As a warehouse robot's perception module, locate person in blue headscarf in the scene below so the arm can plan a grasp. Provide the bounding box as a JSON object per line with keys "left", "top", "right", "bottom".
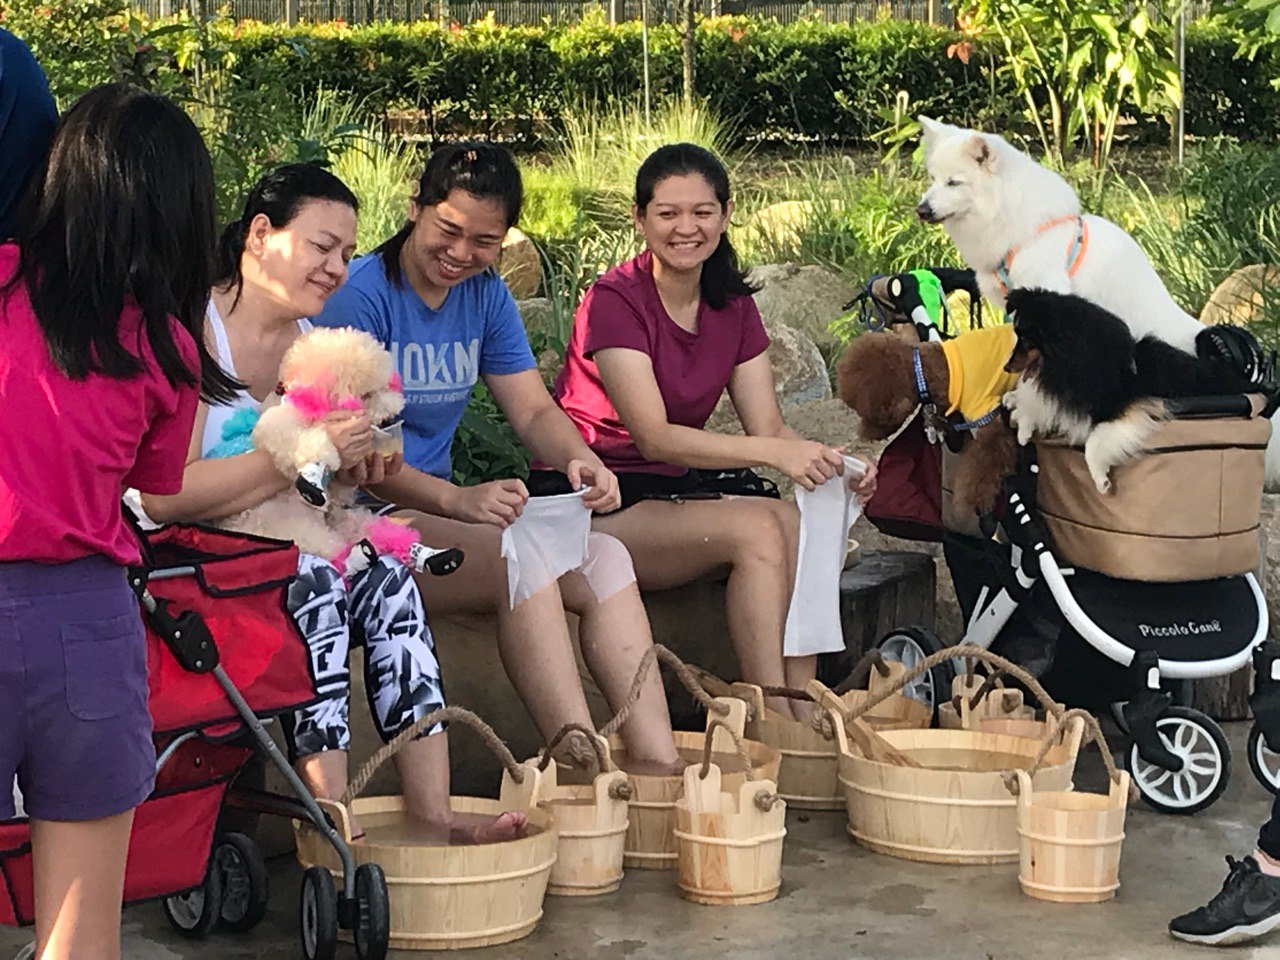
{"left": 0, "top": 29, "right": 58, "bottom": 240}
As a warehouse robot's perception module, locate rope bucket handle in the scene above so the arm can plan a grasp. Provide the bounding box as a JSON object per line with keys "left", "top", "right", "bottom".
{"left": 1007, "top": 707, "right": 1126, "bottom": 794}
{"left": 833, "top": 647, "right": 893, "bottom": 696}
{"left": 599, "top": 644, "right": 732, "bottom": 741}
{"left": 844, "top": 644, "right": 1067, "bottom": 727}
{"left": 534, "top": 723, "right": 633, "bottom": 802}
{"left": 538, "top": 722, "right": 607, "bottom": 773}
{"left": 341, "top": 705, "right": 524, "bottom": 806}
{"left": 698, "top": 719, "right": 781, "bottom": 813}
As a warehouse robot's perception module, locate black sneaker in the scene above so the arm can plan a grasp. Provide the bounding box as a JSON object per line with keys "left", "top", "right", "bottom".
{"left": 1169, "top": 856, "right": 1280, "bottom": 946}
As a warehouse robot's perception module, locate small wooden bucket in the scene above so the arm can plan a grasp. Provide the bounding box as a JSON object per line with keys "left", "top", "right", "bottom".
{"left": 608, "top": 698, "right": 781, "bottom": 870}
{"left": 828, "top": 662, "right": 934, "bottom": 733}
{"left": 726, "top": 670, "right": 930, "bottom": 811}
{"left": 502, "top": 729, "right": 629, "bottom": 898}
{"left": 1014, "top": 710, "right": 1131, "bottom": 903}
{"left": 833, "top": 711, "right": 1084, "bottom": 865}
{"left": 675, "top": 759, "right": 787, "bottom": 906}
{"left": 294, "top": 707, "right": 558, "bottom": 951}
{"left": 938, "top": 672, "right": 1038, "bottom": 731}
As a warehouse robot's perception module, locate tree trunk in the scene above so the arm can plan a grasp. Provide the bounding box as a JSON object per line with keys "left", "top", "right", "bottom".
{"left": 682, "top": 0, "right": 696, "bottom": 107}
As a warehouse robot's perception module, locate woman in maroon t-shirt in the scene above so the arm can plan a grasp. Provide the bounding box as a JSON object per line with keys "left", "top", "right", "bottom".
{"left": 530, "top": 144, "right": 877, "bottom": 720}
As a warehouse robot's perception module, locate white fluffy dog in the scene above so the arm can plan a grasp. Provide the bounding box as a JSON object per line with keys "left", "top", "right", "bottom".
{"left": 915, "top": 116, "right": 1279, "bottom": 486}
{"left": 213, "top": 326, "right": 425, "bottom": 578}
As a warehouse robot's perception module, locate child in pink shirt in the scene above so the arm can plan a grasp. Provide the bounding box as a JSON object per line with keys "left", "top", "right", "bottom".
{"left": 0, "top": 83, "right": 235, "bottom": 960}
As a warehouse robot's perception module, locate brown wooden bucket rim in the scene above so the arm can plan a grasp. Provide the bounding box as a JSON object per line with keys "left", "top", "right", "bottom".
{"left": 1018, "top": 829, "right": 1126, "bottom": 848}
{"left": 1018, "top": 877, "right": 1121, "bottom": 896}
{"left": 385, "top": 913, "right": 542, "bottom": 943}
{"left": 849, "top": 826, "right": 1018, "bottom": 860}
{"left": 673, "top": 828, "right": 787, "bottom": 847}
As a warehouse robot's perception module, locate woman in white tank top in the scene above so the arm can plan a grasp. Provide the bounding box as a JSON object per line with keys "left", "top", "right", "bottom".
{"left": 142, "top": 165, "right": 525, "bottom": 843}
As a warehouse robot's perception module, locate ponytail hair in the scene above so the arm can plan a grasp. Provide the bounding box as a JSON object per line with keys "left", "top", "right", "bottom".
{"left": 218, "top": 163, "right": 360, "bottom": 310}
{"left": 634, "top": 143, "right": 757, "bottom": 312}
{"left": 377, "top": 141, "right": 523, "bottom": 286}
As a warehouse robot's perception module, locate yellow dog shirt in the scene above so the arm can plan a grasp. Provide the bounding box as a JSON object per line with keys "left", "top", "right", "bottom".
{"left": 939, "top": 325, "right": 1020, "bottom": 422}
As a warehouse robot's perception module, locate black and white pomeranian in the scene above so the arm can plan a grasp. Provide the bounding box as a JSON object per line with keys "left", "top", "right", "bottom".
{"left": 1002, "top": 288, "right": 1255, "bottom": 494}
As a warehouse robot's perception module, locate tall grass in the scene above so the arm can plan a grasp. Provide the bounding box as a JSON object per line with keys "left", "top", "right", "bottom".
{"left": 552, "top": 98, "right": 740, "bottom": 226}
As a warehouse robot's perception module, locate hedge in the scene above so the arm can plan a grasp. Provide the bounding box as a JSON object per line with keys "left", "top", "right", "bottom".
{"left": 10, "top": 6, "right": 1280, "bottom": 144}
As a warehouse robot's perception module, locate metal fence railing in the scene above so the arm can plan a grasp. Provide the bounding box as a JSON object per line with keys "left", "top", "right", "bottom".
{"left": 131, "top": 0, "right": 953, "bottom": 24}
{"left": 130, "top": 0, "right": 1215, "bottom": 25}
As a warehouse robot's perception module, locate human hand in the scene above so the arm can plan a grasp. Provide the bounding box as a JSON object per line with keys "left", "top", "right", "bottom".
{"left": 321, "top": 412, "right": 374, "bottom": 470}
{"left": 769, "top": 439, "right": 845, "bottom": 491}
{"left": 567, "top": 459, "right": 621, "bottom": 513}
{"left": 847, "top": 456, "right": 878, "bottom": 505}
{"left": 451, "top": 479, "right": 530, "bottom": 528}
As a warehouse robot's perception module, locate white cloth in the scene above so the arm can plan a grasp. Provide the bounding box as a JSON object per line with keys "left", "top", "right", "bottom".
{"left": 783, "top": 456, "right": 866, "bottom": 657}
{"left": 10, "top": 779, "right": 23, "bottom": 820}
{"left": 500, "top": 489, "right": 592, "bottom": 608}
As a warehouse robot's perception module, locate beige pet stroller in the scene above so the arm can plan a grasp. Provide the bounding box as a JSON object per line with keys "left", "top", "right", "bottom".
{"left": 850, "top": 268, "right": 1280, "bottom": 814}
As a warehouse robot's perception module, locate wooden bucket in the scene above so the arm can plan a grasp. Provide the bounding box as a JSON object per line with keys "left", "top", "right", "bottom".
{"left": 502, "top": 731, "right": 629, "bottom": 898}
{"left": 294, "top": 788, "right": 558, "bottom": 950}
{"left": 828, "top": 662, "right": 934, "bottom": 733}
{"left": 608, "top": 698, "right": 781, "bottom": 870}
{"left": 675, "top": 761, "right": 787, "bottom": 905}
{"left": 938, "top": 672, "right": 1038, "bottom": 731}
{"left": 294, "top": 706, "right": 558, "bottom": 951}
{"left": 727, "top": 671, "right": 930, "bottom": 811}
{"left": 1013, "top": 712, "right": 1132, "bottom": 903}
{"left": 834, "top": 712, "right": 1085, "bottom": 865}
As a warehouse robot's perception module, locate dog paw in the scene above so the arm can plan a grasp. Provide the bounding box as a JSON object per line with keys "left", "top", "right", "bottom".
{"left": 1002, "top": 389, "right": 1020, "bottom": 412}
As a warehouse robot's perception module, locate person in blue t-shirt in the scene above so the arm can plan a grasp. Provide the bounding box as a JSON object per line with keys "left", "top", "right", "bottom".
{"left": 313, "top": 143, "right": 681, "bottom": 771}
{"left": 0, "top": 29, "right": 58, "bottom": 240}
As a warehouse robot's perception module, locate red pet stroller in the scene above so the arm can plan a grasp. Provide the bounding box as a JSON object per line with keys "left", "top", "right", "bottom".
{"left": 0, "top": 524, "right": 393, "bottom": 960}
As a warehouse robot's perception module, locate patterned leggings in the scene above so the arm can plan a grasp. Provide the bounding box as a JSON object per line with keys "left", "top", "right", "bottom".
{"left": 287, "top": 553, "right": 445, "bottom": 760}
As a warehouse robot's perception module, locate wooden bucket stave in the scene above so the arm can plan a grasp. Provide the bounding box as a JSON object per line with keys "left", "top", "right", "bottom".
{"left": 609, "top": 698, "right": 781, "bottom": 869}
{"left": 1015, "top": 768, "right": 1130, "bottom": 903}
{"left": 502, "top": 734, "right": 629, "bottom": 898}
{"left": 833, "top": 714, "right": 1085, "bottom": 865}
{"left": 675, "top": 763, "right": 787, "bottom": 905}
{"left": 938, "top": 673, "right": 1039, "bottom": 731}
{"left": 726, "top": 670, "right": 930, "bottom": 811}
{"left": 294, "top": 790, "right": 558, "bottom": 951}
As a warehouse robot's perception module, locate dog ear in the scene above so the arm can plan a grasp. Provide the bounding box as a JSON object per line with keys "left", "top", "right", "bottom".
{"left": 918, "top": 116, "right": 944, "bottom": 148}
{"left": 964, "top": 134, "right": 997, "bottom": 171}
{"left": 835, "top": 333, "right": 918, "bottom": 440}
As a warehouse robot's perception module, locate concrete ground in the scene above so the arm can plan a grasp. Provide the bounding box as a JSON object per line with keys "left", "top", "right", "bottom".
{"left": 3, "top": 722, "right": 1277, "bottom": 960}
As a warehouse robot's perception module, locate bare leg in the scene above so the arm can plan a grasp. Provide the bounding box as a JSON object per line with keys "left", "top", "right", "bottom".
{"left": 31, "top": 812, "right": 133, "bottom": 960}
{"left": 297, "top": 742, "right": 525, "bottom": 844}
{"left": 593, "top": 498, "right": 803, "bottom": 720}
{"left": 559, "top": 560, "right": 681, "bottom": 769}
{"left": 400, "top": 511, "right": 601, "bottom": 738}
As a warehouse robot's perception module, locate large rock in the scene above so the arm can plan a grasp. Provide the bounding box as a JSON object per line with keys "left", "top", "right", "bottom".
{"left": 750, "top": 262, "right": 859, "bottom": 351}
{"left": 1200, "top": 265, "right": 1280, "bottom": 327}
{"left": 705, "top": 319, "right": 831, "bottom": 433}
{"left": 500, "top": 227, "right": 541, "bottom": 299}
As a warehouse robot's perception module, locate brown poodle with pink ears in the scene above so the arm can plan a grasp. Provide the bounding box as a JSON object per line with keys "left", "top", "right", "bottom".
{"left": 836, "top": 325, "right": 1021, "bottom": 518}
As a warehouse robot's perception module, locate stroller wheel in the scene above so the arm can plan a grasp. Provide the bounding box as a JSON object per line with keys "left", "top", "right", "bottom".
{"left": 1248, "top": 724, "right": 1280, "bottom": 797}
{"left": 876, "top": 627, "right": 954, "bottom": 717}
{"left": 215, "top": 832, "right": 270, "bottom": 933}
{"left": 162, "top": 853, "right": 224, "bottom": 939}
{"left": 353, "top": 863, "right": 391, "bottom": 960}
{"left": 1126, "top": 706, "right": 1232, "bottom": 815}
{"left": 299, "top": 866, "right": 338, "bottom": 960}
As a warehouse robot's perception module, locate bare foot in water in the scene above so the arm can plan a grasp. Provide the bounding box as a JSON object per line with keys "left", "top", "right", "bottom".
{"left": 462, "top": 810, "right": 528, "bottom": 845}
{"left": 399, "top": 810, "right": 529, "bottom": 846}
{"left": 790, "top": 699, "right": 821, "bottom": 727}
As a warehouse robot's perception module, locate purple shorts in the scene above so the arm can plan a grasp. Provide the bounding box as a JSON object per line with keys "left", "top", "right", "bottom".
{"left": 0, "top": 556, "right": 154, "bottom": 822}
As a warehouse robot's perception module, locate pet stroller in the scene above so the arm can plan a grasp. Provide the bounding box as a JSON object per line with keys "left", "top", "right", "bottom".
{"left": 0, "top": 522, "right": 440, "bottom": 960}
{"left": 854, "top": 269, "right": 1280, "bottom": 815}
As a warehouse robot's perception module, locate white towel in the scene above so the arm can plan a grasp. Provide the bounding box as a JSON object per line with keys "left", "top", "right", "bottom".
{"left": 500, "top": 488, "right": 592, "bottom": 609}
{"left": 10, "top": 779, "right": 23, "bottom": 820}
{"left": 783, "top": 456, "right": 866, "bottom": 657}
